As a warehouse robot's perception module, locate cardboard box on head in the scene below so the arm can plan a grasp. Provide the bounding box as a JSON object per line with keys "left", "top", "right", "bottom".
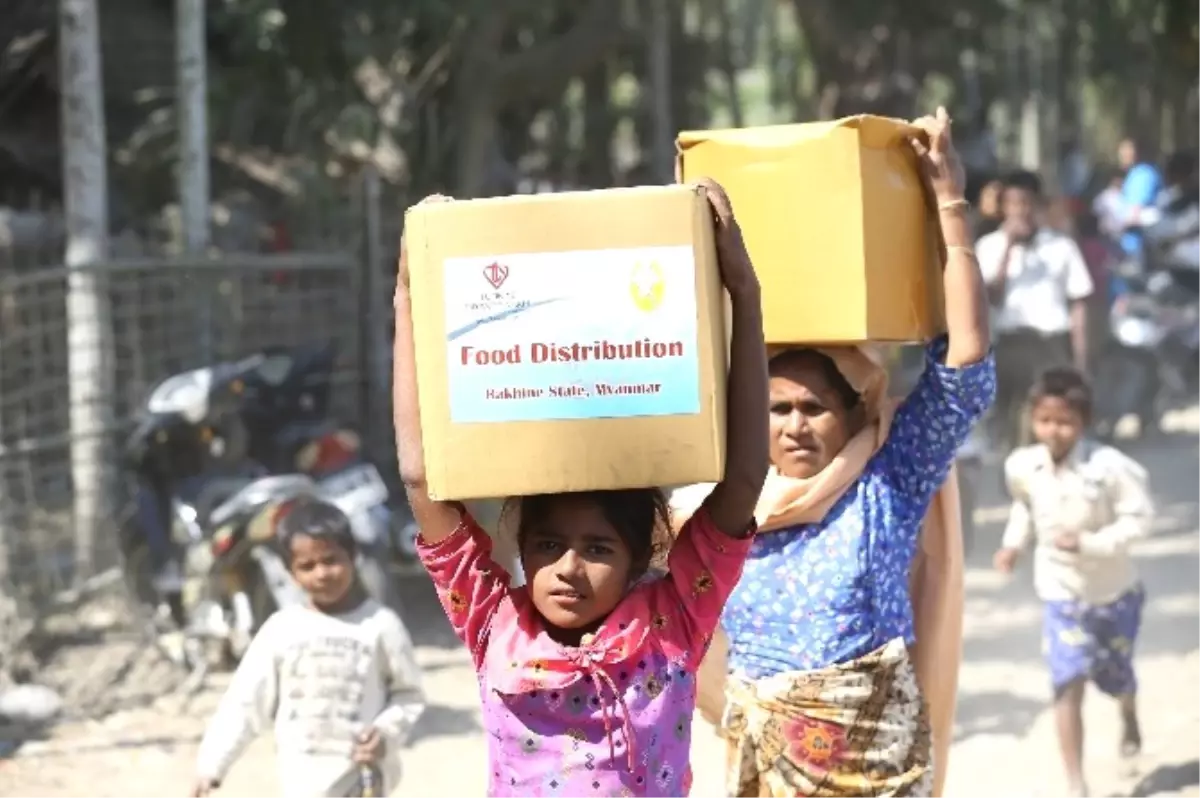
{"left": 404, "top": 185, "right": 728, "bottom": 501}
{"left": 676, "top": 115, "right": 946, "bottom": 346}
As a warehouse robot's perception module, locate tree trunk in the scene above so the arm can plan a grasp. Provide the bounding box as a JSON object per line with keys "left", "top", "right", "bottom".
{"left": 453, "top": 95, "right": 501, "bottom": 198}
{"left": 176, "top": 0, "right": 208, "bottom": 254}
{"left": 1019, "top": 11, "right": 1044, "bottom": 175}
{"left": 59, "top": 0, "right": 115, "bottom": 584}
{"left": 176, "top": 0, "right": 212, "bottom": 359}
{"left": 739, "top": 0, "right": 765, "bottom": 68}
{"left": 452, "top": 0, "right": 624, "bottom": 197}
{"left": 712, "top": 0, "right": 745, "bottom": 128}
{"left": 648, "top": 0, "right": 674, "bottom": 182}
{"left": 452, "top": 9, "right": 508, "bottom": 198}
{"left": 777, "top": 3, "right": 807, "bottom": 120}
{"left": 765, "top": 5, "right": 783, "bottom": 113}
{"left": 1162, "top": 0, "right": 1199, "bottom": 152}
{"left": 788, "top": 0, "right": 844, "bottom": 120}
{"left": 580, "top": 62, "right": 615, "bottom": 189}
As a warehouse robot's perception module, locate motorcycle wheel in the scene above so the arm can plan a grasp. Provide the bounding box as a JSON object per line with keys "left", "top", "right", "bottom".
{"left": 120, "top": 538, "right": 159, "bottom": 612}
{"left": 358, "top": 548, "right": 398, "bottom": 611}
{"left": 119, "top": 529, "right": 201, "bottom": 674}
{"left": 224, "top": 568, "right": 281, "bottom": 665}
{"left": 249, "top": 567, "right": 280, "bottom": 628}
{"left": 391, "top": 512, "right": 420, "bottom": 561}
{"left": 118, "top": 516, "right": 186, "bottom": 630}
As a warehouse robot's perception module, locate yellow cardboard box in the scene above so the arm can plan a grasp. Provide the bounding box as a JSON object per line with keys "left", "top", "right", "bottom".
{"left": 404, "top": 185, "right": 727, "bottom": 501}
{"left": 677, "top": 115, "right": 945, "bottom": 345}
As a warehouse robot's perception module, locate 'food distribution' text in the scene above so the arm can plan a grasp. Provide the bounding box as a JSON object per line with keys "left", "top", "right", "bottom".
{"left": 460, "top": 339, "right": 685, "bottom": 366}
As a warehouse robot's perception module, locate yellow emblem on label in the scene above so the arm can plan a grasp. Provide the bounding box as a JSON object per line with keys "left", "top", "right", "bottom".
{"left": 630, "top": 261, "right": 665, "bottom": 312}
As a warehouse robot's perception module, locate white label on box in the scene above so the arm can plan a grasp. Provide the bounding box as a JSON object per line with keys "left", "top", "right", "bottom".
{"left": 443, "top": 245, "right": 701, "bottom": 423}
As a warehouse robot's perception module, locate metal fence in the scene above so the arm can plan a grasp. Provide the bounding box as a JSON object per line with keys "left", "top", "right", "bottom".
{"left": 0, "top": 242, "right": 391, "bottom": 627}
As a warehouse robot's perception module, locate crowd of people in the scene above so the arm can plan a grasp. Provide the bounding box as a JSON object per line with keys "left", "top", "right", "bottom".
{"left": 183, "top": 111, "right": 1180, "bottom": 798}
{"left": 971, "top": 137, "right": 1199, "bottom": 449}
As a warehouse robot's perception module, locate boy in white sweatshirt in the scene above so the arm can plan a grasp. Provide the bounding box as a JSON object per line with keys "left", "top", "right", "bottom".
{"left": 193, "top": 498, "right": 425, "bottom": 797}
{"left": 994, "top": 367, "right": 1152, "bottom": 797}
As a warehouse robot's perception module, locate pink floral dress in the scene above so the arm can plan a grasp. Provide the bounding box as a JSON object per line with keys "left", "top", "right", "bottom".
{"left": 417, "top": 508, "right": 753, "bottom": 797}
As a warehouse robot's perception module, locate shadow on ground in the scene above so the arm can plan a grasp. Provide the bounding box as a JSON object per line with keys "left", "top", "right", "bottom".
{"left": 0, "top": 729, "right": 202, "bottom": 760}
{"left": 952, "top": 689, "right": 1046, "bottom": 742}
{"left": 1126, "top": 758, "right": 1200, "bottom": 797}
{"left": 0, "top": 721, "right": 51, "bottom": 761}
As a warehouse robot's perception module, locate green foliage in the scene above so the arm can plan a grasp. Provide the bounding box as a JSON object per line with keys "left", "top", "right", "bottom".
{"left": 107, "top": 0, "right": 1200, "bottom": 213}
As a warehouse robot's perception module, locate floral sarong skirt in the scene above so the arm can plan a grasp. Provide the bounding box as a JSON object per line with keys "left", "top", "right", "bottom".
{"left": 724, "top": 638, "right": 932, "bottom": 797}
{"left": 1043, "top": 584, "right": 1144, "bottom": 696}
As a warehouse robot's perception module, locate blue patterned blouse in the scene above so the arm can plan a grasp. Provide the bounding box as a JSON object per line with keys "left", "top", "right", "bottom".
{"left": 722, "top": 337, "right": 996, "bottom": 679}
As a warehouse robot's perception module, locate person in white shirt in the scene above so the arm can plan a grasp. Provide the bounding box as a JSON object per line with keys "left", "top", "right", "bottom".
{"left": 192, "top": 498, "right": 425, "bottom": 798}
{"left": 975, "top": 170, "right": 1094, "bottom": 450}
{"left": 993, "top": 367, "right": 1151, "bottom": 798}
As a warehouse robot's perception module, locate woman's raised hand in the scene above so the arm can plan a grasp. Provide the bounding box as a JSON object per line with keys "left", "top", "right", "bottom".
{"left": 694, "top": 177, "right": 760, "bottom": 299}
{"left": 908, "top": 107, "right": 967, "bottom": 205}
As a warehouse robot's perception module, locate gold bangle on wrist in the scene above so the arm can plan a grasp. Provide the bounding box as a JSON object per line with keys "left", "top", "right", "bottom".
{"left": 938, "top": 198, "right": 970, "bottom": 213}
{"left": 946, "top": 244, "right": 976, "bottom": 259}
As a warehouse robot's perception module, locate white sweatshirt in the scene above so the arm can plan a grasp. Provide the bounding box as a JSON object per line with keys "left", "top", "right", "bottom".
{"left": 195, "top": 599, "right": 425, "bottom": 797}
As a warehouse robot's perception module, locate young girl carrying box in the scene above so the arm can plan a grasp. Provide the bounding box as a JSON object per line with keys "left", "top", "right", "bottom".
{"left": 393, "top": 180, "right": 769, "bottom": 796}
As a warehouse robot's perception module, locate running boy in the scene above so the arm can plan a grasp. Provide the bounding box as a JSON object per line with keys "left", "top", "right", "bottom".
{"left": 192, "top": 498, "right": 425, "bottom": 797}
{"left": 994, "top": 366, "right": 1153, "bottom": 797}
{"left": 394, "top": 181, "right": 769, "bottom": 796}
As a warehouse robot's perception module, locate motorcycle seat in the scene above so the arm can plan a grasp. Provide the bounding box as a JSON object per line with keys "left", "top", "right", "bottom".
{"left": 193, "top": 477, "right": 259, "bottom": 530}
{"left": 276, "top": 420, "right": 339, "bottom": 451}
{"left": 206, "top": 474, "right": 320, "bottom": 529}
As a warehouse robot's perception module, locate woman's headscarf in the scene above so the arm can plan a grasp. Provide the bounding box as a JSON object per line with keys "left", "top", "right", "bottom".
{"left": 671, "top": 344, "right": 965, "bottom": 797}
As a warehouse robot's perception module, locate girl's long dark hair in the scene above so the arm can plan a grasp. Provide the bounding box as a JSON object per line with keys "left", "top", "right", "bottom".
{"left": 504, "top": 488, "right": 671, "bottom": 578}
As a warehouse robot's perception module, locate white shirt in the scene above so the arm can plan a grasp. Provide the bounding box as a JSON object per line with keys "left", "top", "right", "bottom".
{"left": 195, "top": 600, "right": 425, "bottom": 797}
{"left": 976, "top": 228, "right": 1094, "bottom": 334}
{"left": 1002, "top": 440, "right": 1152, "bottom": 604}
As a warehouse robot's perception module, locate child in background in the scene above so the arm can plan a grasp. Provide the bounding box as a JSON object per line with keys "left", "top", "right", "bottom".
{"left": 192, "top": 498, "right": 425, "bottom": 798}
{"left": 392, "top": 181, "right": 769, "bottom": 797}
{"left": 993, "top": 367, "right": 1152, "bottom": 797}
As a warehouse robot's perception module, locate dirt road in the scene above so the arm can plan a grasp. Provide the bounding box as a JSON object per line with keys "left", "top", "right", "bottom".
{"left": 3, "top": 431, "right": 1197, "bottom": 797}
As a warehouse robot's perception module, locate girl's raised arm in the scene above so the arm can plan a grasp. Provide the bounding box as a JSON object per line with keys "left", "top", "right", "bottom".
{"left": 394, "top": 196, "right": 463, "bottom": 544}
{"left": 693, "top": 179, "right": 770, "bottom": 537}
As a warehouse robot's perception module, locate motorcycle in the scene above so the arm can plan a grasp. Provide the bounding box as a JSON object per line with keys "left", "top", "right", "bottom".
{"left": 237, "top": 343, "right": 420, "bottom": 591}
{"left": 199, "top": 474, "right": 317, "bottom": 660}
{"left": 120, "top": 358, "right": 319, "bottom": 670}
{"left": 1094, "top": 292, "right": 1162, "bottom": 440}
{"left": 1094, "top": 265, "right": 1199, "bottom": 440}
